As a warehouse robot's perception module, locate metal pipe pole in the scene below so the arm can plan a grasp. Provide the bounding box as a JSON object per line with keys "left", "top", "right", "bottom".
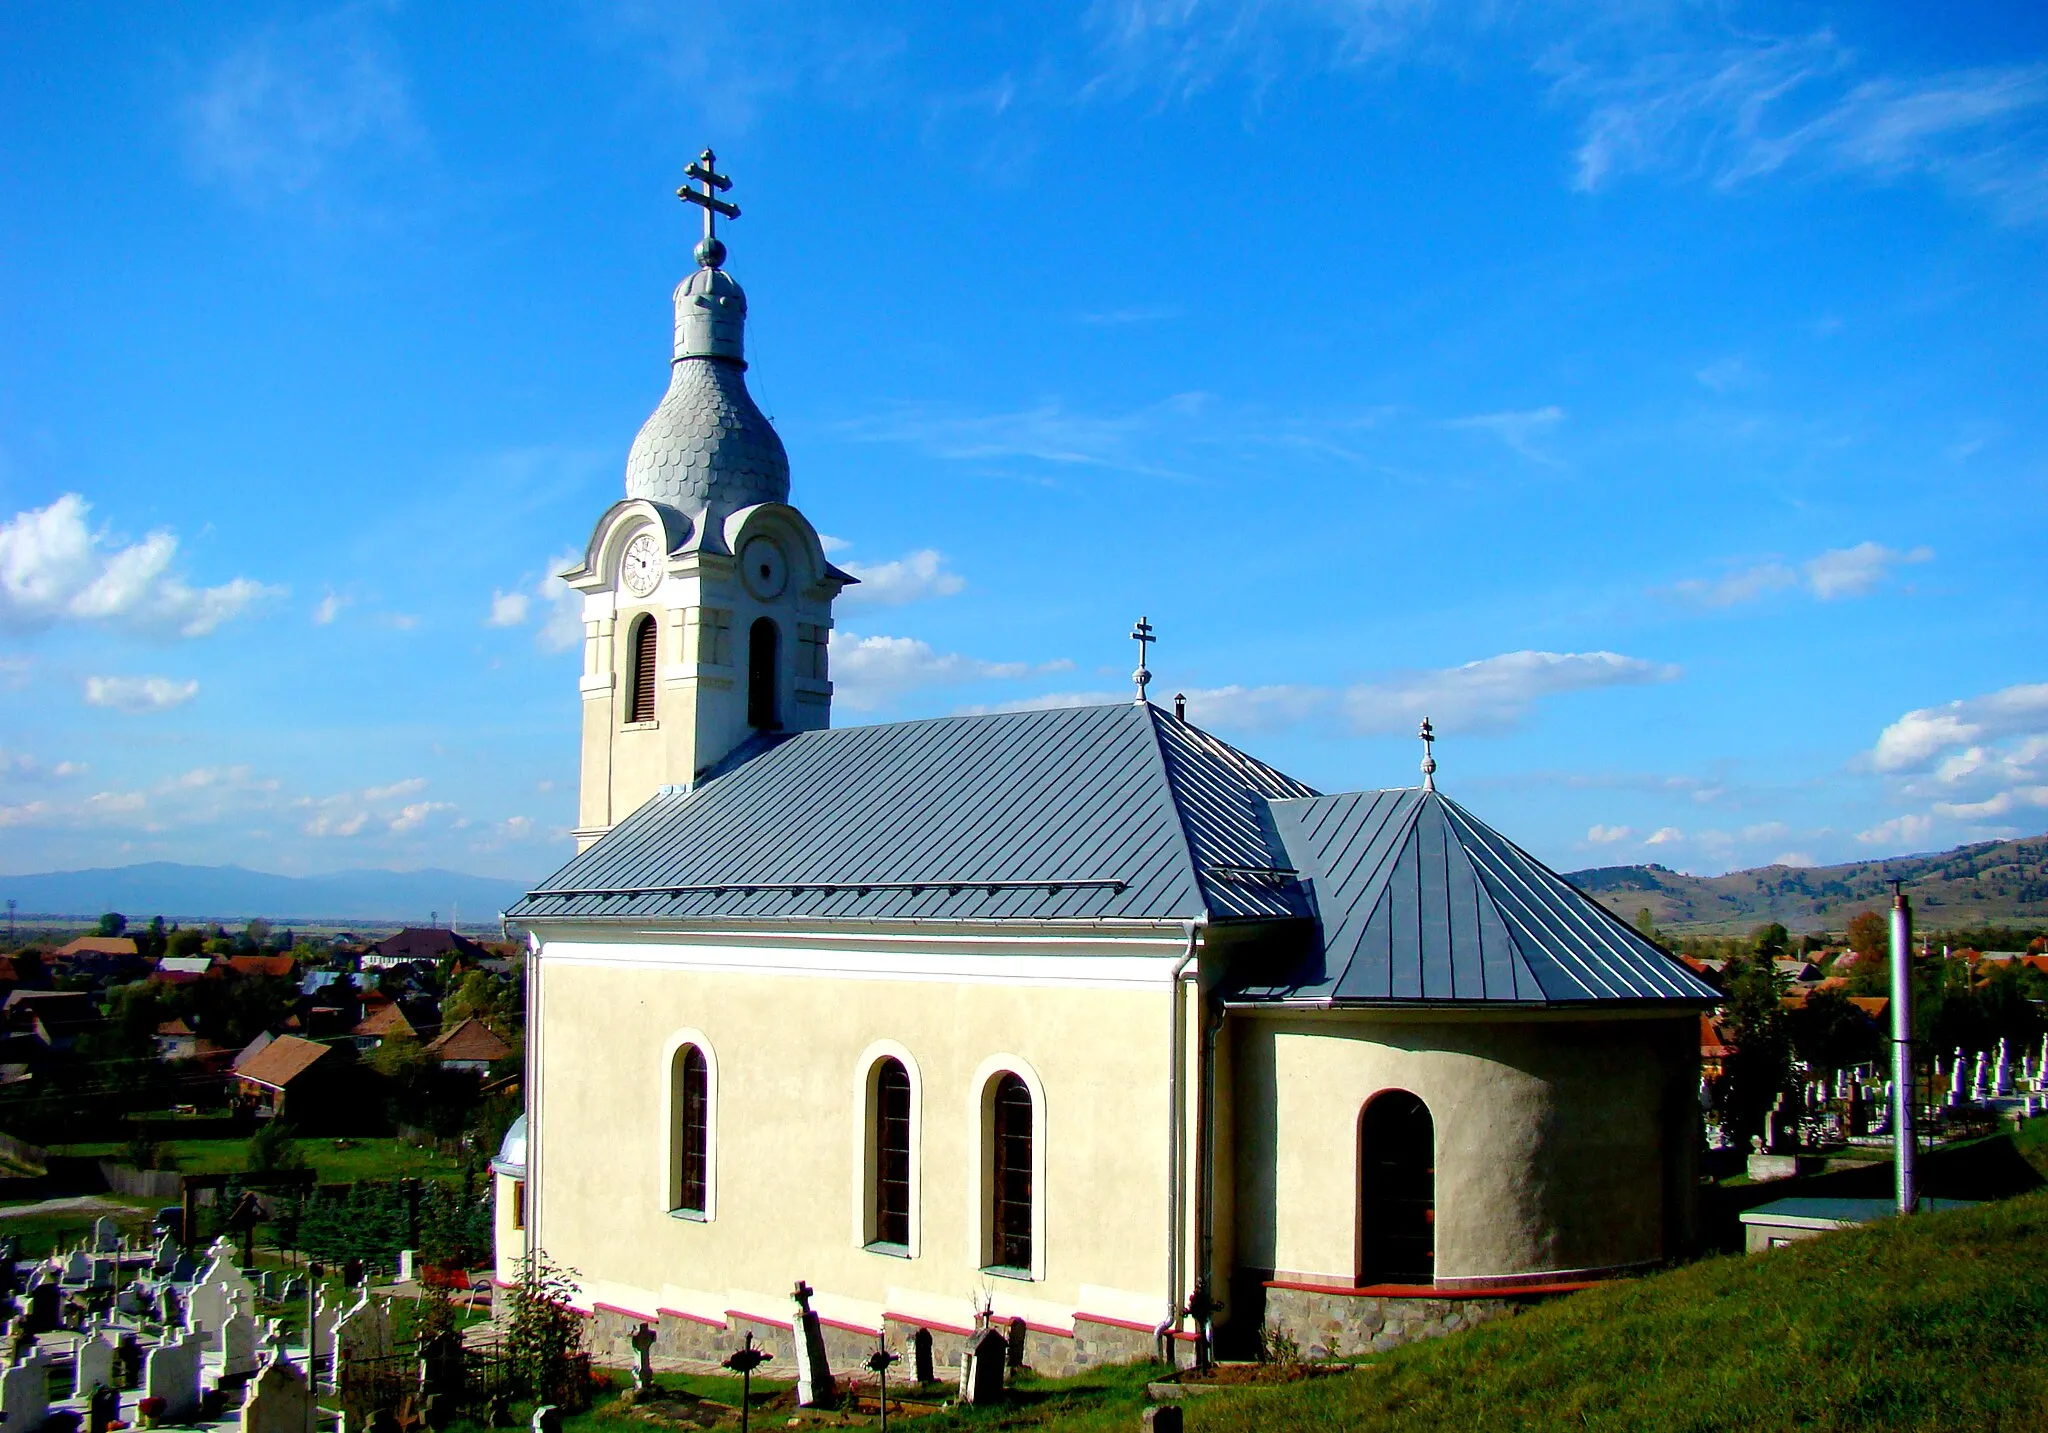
{"left": 1890, "top": 881, "right": 1916, "bottom": 1214}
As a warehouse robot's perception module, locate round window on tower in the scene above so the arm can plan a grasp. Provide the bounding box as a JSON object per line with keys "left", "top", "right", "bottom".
{"left": 739, "top": 536, "right": 788, "bottom": 600}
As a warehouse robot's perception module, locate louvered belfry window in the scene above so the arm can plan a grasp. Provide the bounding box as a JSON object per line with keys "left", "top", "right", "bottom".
{"left": 874, "top": 1058, "right": 912, "bottom": 1247}
{"left": 677, "top": 1045, "right": 708, "bottom": 1215}
{"left": 629, "top": 615, "right": 658, "bottom": 724}
{"left": 990, "top": 1073, "right": 1033, "bottom": 1271}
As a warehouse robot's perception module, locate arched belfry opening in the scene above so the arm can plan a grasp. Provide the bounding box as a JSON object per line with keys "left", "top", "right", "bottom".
{"left": 747, "top": 617, "right": 780, "bottom": 730}
{"left": 1358, "top": 1090, "right": 1435, "bottom": 1286}
{"left": 628, "top": 614, "right": 658, "bottom": 724}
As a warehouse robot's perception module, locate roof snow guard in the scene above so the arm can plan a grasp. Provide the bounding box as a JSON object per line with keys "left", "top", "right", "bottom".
{"left": 1230, "top": 788, "right": 1720, "bottom": 1008}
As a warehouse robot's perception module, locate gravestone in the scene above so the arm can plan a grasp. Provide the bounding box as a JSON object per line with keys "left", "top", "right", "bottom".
{"left": 115, "top": 1333, "right": 143, "bottom": 1390}
{"left": 160, "top": 1285, "right": 184, "bottom": 1329}
{"left": 629, "top": 1322, "right": 657, "bottom": 1394}
{"left": 531, "top": 1407, "right": 562, "bottom": 1433}
{"left": 74, "top": 1333, "right": 114, "bottom": 1398}
{"left": 239, "top": 1347, "right": 311, "bottom": 1433}
{"left": 145, "top": 1332, "right": 204, "bottom": 1422}
{"left": 6, "top": 1317, "right": 33, "bottom": 1365}
{"left": 91, "top": 1219, "right": 120, "bottom": 1255}
{"left": 1142, "top": 1407, "right": 1185, "bottom": 1432}
{"left": 259, "top": 1271, "right": 278, "bottom": 1303}
{"left": 188, "top": 1279, "right": 233, "bottom": 1342}
{"left": 309, "top": 1291, "right": 340, "bottom": 1375}
{"left": 197, "top": 1254, "right": 256, "bottom": 1308}
{"left": 151, "top": 1236, "right": 177, "bottom": 1275}
{"left": 278, "top": 1277, "right": 305, "bottom": 1308}
{"left": 1007, "top": 1316, "right": 1027, "bottom": 1371}
{"left": 396, "top": 1250, "right": 416, "bottom": 1284}
{"left": 24, "top": 1283, "right": 56, "bottom": 1335}
{"left": 90, "top": 1256, "right": 115, "bottom": 1288}
{"left": 910, "top": 1327, "right": 934, "bottom": 1385}
{"left": 789, "top": 1281, "right": 835, "bottom": 1409}
{"left": 0, "top": 1350, "right": 48, "bottom": 1433}
{"left": 63, "top": 1252, "right": 90, "bottom": 1285}
{"left": 334, "top": 1294, "right": 393, "bottom": 1365}
{"left": 86, "top": 1384, "right": 117, "bottom": 1433}
{"left": 221, "top": 1307, "right": 261, "bottom": 1379}
{"left": 168, "top": 1254, "right": 198, "bottom": 1285}
{"left": 958, "top": 1326, "right": 1006, "bottom": 1406}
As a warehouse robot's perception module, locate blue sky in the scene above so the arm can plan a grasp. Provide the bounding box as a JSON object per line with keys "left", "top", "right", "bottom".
{"left": 2, "top": 1, "right": 2045, "bottom": 885}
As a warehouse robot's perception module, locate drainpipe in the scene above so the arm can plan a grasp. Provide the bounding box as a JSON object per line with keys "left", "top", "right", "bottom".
{"left": 1161, "top": 922, "right": 1200, "bottom": 1353}
{"left": 1891, "top": 882, "right": 1916, "bottom": 1215}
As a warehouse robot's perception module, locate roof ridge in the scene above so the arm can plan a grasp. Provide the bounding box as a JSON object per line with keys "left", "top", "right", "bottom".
{"left": 1136, "top": 703, "right": 1211, "bottom": 922}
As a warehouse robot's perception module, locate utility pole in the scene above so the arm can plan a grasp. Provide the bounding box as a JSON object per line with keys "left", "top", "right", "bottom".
{"left": 1890, "top": 880, "right": 1916, "bottom": 1214}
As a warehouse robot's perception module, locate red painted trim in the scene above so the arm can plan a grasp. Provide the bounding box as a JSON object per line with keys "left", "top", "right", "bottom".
{"left": 728, "top": 1310, "right": 794, "bottom": 1332}
{"left": 658, "top": 1307, "right": 726, "bottom": 1330}
{"left": 882, "top": 1313, "right": 976, "bottom": 1338}
{"left": 820, "top": 1316, "right": 882, "bottom": 1338}
{"left": 1263, "top": 1278, "right": 1604, "bottom": 1300}
{"left": 593, "top": 1301, "right": 659, "bottom": 1322}
{"left": 1072, "top": 1311, "right": 1197, "bottom": 1341}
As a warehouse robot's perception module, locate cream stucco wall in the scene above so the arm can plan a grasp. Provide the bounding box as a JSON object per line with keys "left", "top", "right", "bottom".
{"left": 524, "top": 925, "right": 1196, "bottom": 1338}
{"left": 493, "top": 1170, "right": 525, "bottom": 1286}
{"left": 1230, "top": 1009, "right": 1698, "bottom": 1286}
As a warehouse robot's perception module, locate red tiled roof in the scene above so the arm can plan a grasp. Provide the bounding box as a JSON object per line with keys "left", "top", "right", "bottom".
{"left": 235, "top": 1034, "right": 332, "bottom": 1090}
{"left": 352, "top": 1003, "right": 416, "bottom": 1039}
{"left": 52, "top": 937, "right": 137, "bottom": 958}
{"left": 426, "top": 1017, "right": 511, "bottom": 1064}
{"left": 227, "top": 955, "right": 297, "bottom": 979}
{"left": 156, "top": 1018, "right": 195, "bottom": 1037}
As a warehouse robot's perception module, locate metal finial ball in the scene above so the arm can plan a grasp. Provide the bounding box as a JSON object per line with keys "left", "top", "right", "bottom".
{"left": 695, "top": 235, "right": 727, "bottom": 269}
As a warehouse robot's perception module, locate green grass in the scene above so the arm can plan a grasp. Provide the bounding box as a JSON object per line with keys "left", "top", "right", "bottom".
{"left": 49, "top": 1135, "right": 463, "bottom": 1183}
{"left": 1186, "top": 1190, "right": 2048, "bottom": 1433}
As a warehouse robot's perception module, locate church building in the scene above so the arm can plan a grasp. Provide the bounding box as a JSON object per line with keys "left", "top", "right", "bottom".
{"left": 496, "top": 156, "right": 1719, "bottom": 1369}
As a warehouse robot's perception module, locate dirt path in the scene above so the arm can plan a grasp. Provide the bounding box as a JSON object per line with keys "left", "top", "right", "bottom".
{"left": 0, "top": 1195, "right": 145, "bottom": 1220}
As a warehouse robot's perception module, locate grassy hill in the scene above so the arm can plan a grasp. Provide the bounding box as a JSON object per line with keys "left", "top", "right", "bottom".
{"left": 1566, "top": 832, "right": 2048, "bottom": 935}
{"left": 1187, "top": 1190, "right": 2048, "bottom": 1432}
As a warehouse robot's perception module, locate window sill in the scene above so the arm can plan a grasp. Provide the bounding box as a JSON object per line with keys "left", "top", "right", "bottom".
{"left": 668, "top": 1208, "right": 709, "bottom": 1223}
{"left": 863, "top": 1241, "right": 913, "bottom": 1260}
{"left": 621, "top": 720, "right": 660, "bottom": 732}
{"left": 980, "top": 1264, "right": 1034, "bottom": 1282}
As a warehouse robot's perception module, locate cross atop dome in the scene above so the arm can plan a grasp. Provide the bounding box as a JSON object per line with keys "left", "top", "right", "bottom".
{"left": 1419, "top": 717, "right": 1438, "bottom": 791}
{"left": 677, "top": 148, "right": 739, "bottom": 270}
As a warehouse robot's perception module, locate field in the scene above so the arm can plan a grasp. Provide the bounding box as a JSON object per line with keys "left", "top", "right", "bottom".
{"left": 44, "top": 1134, "right": 465, "bottom": 1184}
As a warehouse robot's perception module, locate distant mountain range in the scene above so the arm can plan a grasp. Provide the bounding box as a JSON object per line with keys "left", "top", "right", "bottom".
{"left": 0, "top": 862, "right": 537, "bottom": 926}
{"left": 1566, "top": 834, "right": 2048, "bottom": 936}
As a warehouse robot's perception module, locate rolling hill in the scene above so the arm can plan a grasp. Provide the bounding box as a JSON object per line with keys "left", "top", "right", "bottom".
{"left": 1566, "top": 834, "right": 2048, "bottom": 936}
{"left": 0, "top": 862, "right": 536, "bottom": 925}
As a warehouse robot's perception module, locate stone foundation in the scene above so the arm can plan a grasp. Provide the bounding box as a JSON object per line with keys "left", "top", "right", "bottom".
{"left": 1261, "top": 1285, "right": 1522, "bottom": 1358}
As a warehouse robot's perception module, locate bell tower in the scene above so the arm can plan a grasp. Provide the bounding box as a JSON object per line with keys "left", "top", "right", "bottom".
{"left": 562, "top": 152, "right": 853, "bottom": 850}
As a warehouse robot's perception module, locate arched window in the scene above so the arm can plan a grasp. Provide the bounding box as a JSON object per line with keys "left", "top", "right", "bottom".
{"left": 1358, "top": 1090, "right": 1434, "bottom": 1285}
{"left": 628, "top": 614, "right": 658, "bottom": 724}
{"left": 871, "top": 1058, "right": 912, "bottom": 1249}
{"left": 747, "top": 617, "right": 779, "bottom": 730}
{"left": 673, "top": 1045, "right": 709, "bottom": 1216}
{"left": 988, "top": 1073, "right": 1033, "bottom": 1273}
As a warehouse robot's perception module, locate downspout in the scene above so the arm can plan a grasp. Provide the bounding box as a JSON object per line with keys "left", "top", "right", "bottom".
{"left": 1195, "top": 985, "right": 1223, "bottom": 1360}
{"left": 1160, "top": 921, "right": 1200, "bottom": 1354}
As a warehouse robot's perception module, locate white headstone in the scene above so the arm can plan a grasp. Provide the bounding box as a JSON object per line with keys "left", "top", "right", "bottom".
{"left": 63, "top": 1252, "right": 90, "bottom": 1285}
{"left": 152, "top": 1234, "right": 178, "bottom": 1271}
{"left": 334, "top": 1294, "right": 393, "bottom": 1366}
{"left": 240, "top": 1350, "right": 312, "bottom": 1433}
{"left": 221, "top": 1309, "right": 261, "bottom": 1379}
{"left": 196, "top": 1253, "right": 256, "bottom": 1306}
{"left": 0, "top": 1352, "right": 47, "bottom": 1433}
{"left": 396, "top": 1250, "right": 415, "bottom": 1284}
{"left": 189, "top": 1279, "right": 233, "bottom": 1341}
{"left": 145, "top": 1333, "right": 203, "bottom": 1421}
{"left": 74, "top": 1334, "right": 114, "bottom": 1397}
{"left": 90, "top": 1218, "right": 120, "bottom": 1255}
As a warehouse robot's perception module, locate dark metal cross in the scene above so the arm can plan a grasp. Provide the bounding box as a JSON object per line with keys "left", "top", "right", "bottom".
{"left": 1419, "top": 716, "right": 1437, "bottom": 791}
{"left": 677, "top": 148, "right": 740, "bottom": 268}
{"left": 1130, "top": 616, "right": 1156, "bottom": 705}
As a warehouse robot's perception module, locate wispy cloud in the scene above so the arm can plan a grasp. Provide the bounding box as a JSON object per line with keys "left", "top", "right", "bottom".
{"left": 486, "top": 553, "right": 584, "bottom": 652}
{"left": 830, "top": 631, "right": 1072, "bottom": 710}
{"left": 838, "top": 549, "right": 967, "bottom": 607}
{"left": 1442, "top": 406, "right": 1566, "bottom": 466}
{"left": 82, "top": 676, "right": 200, "bottom": 713}
{"left": 1668, "top": 542, "right": 1932, "bottom": 608}
{"left": 180, "top": 8, "right": 419, "bottom": 203}
{"left": 837, "top": 394, "right": 1214, "bottom": 482}
{"left": 312, "top": 591, "right": 348, "bottom": 625}
{"left": 0, "top": 495, "right": 279, "bottom": 638}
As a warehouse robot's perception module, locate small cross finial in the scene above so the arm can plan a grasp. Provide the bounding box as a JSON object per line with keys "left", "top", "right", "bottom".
{"left": 1130, "top": 616, "right": 1156, "bottom": 705}
{"left": 791, "top": 1280, "right": 814, "bottom": 1313}
{"left": 1419, "top": 716, "right": 1437, "bottom": 791}
{"left": 677, "top": 148, "right": 740, "bottom": 269}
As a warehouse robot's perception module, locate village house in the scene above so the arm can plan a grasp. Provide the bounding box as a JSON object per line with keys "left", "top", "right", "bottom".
{"left": 497, "top": 177, "right": 1718, "bottom": 1369}
{"left": 425, "top": 1016, "right": 511, "bottom": 1075}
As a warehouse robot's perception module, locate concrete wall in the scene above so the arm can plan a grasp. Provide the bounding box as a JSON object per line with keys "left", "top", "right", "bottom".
{"left": 1230, "top": 1009, "right": 1698, "bottom": 1289}
{"left": 523, "top": 927, "right": 1193, "bottom": 1359}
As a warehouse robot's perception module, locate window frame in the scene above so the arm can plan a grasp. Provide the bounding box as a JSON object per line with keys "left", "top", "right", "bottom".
{"left": 662, "top": 1030, "right": 718, "bottom": 1222}
{"left": 968, "top": 1055, "right": 1047, "bottom": 1282}
{"left": 746, "top": 617, "right": 780, "bottom": 730}
{"left": 626, "top": 613, "right": 659, "bottom": 726}
{"left": 1356, "top": 1088, "right": 1436, "bottom": 1287}
{"left": 852, "top": 1041, "right": 922, "bottom": 1258}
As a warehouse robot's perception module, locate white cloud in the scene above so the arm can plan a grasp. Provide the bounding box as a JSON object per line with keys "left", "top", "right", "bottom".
{"left": 1857, "top": 814, "right": 1934, "bottom": 848}
{"left": 0, "top": 495, "right": 278, "bottom": 637}
{"left": 180, "top": 10, "right": 417, "bottom": 201}
{"left": 1586, "top": 824, "right": 1635, "bottom": 844}
{"left": 1803, "top": 541, "right": 1933, "bottom": 599}
{"left": 838, "top": 550, "right": 967, "bottom": 607}
{"left": 818, "top": 534, "right": 851, "bottom": 554}
{"left": 1670, "top": 542, "right": 1932, "bottom": 607}
{"left": 388, "top": 801, "right": 457, "bottom": 834}
{"left": 838, "top": 394, "right": 1212, "bottom": 482}
{"left": 312, "top": 591, "right": 347, "bottom": 625}
{"left": 1442, "top": 406, "right": 1566, "bottom": 465}
{"left": 1645, "top": 826, "right": 1684, "bottom": 845}
{"left": 485, "top": 553, "right": 584, "bottom": 652}
{"left": 830, "top": 632, "right": 1072, "bottom": 710}
{"left": 487, "top": 590, "right": 531, "bottom": 627}
{"left": 83, "top": 676, "right": 200, "bottom": 713}
{"left": 1343, "top": 650, "right": 1679, "bottom": 734}
{"left": 1871, "top": 683, "right": 2048, "bottom": 773}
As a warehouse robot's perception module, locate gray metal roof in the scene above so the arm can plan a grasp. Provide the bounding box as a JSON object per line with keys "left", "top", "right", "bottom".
{"left": 510, "top": 702, "right": 1314, "bottom": 927}
{"left": 1227, "top": 788, "right": 1720, "bottom": 1007}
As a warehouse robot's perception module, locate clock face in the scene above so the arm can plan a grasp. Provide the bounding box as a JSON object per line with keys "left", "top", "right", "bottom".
{"left": 620, "top": 532, "right": 661, "bottom": 597}
{"left": 740, "top": 536, "right": 788, "bottom": 600}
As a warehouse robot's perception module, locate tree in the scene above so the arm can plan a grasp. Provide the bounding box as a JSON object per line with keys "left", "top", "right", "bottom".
{"left": 96, "top": 912, "right": 127, "bottom": 937}
{"left": 1846, "top": 910, "right": 1888, "bottom": 959}
{"left": 247, "top": 1119, "right": 308, "bottom": 1173}
{"left": 1715, "top": 953, "right": 1792, "bottom": 1146}
{"left": 1633, "top": 908, "right": 1658, "bottom": 941}
{"left": 245, "top": 917, "right": 273, "bottom": 946}
{"left": 167, "top": 927, "right": 207, "bottom": 959}
{"left": 1787, "top": 988, "right": 1880, "bottom": 1074}
{"left": 505, "top": 1249, "right": 588, "bottom": 1406}
{"left": 1749, "top": 923, "right": 1790, "bottom": 960}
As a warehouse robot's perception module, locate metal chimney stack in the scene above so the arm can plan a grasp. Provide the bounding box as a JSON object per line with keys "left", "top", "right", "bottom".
{"left": 1891, "top": 880, "right": 1916, "bottom": 1214}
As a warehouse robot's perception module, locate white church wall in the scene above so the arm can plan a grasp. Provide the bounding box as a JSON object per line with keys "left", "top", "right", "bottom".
{"left": 1231, "top": 1009, "right": 1697, "bottom": 1286}
{"left": 525, "top": 926, "right": 1192, "bottom": 1341}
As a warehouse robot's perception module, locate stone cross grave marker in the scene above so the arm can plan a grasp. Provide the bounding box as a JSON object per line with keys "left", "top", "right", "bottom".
{"left": 629, "top": 1322, "right": 657, "bottom": 1394}
{"left": 240, "top": 1344, "right": 312, "bottom": 1433}
{"left": 145, "top": 1331, "right": 204, "bottom": 1422}
{"left": 910, "top": 1327, "right": 934, "bottom": 1385}
{"left": 958, "top": 1326, "right": 1006, "bottom": 1406}
{"left": 790, "top": 1281, "right": 835, "bottom": 1409}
